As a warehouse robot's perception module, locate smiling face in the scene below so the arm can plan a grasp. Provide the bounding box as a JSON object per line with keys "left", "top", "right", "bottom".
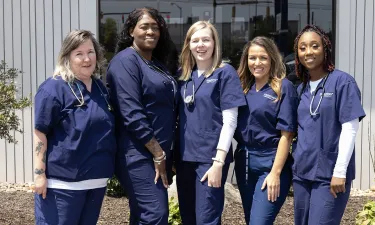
{"left": 297, "top": 31, "right": 325, "bottom": 72}
{"left": 189, "top": 27, "right": 215, "bottom": 65}
{"left": 69, "top": 39, "right": 96, "bottom": 80}
{"left": 247, "top": 44, "right": 271, "bottom": 82}
{"left": 131, "top": 13, "right": 160, "bottom": 52}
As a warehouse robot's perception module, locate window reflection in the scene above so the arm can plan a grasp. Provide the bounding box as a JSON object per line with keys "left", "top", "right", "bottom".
{"left": 99, "top": 0, "right": 334, "bottom": 85}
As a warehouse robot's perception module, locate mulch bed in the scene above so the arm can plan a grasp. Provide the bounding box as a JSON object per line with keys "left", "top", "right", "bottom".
{"left": 0, "top": 191, "right": 373, "bottom": 225}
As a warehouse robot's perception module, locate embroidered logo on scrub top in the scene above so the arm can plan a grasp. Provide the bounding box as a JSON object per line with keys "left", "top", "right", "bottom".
{"left": 263, "top": 93, "right": 277, "bottom": 101}
{"left": 206, "top": 78, "right": 218, "bottom": 84}
{"left": 320, "top": 92, "right": 334, "bottom": 98}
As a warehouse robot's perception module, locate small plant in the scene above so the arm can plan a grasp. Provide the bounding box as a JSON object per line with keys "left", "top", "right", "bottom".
{"left": 0, "top": 60, "right": 31, "bottom": 143}
{"left": 356, "top": 128, "right": 375, "bottom": 225}
{"left": 106, "top": 176, "right": 127, "bottom": 198}
{"left": 356, "top": 201, "right": 375, "bottom": 225}
{"left": 168, "top": 197, "right": 182, "bottom": 225}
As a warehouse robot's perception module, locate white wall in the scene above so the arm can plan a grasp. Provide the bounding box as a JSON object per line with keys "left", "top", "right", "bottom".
{"left": 0, "top": 0, "right": 98, "bottom": 184}
{"left": 336, "top": 0, "right": 375, "bottom": 190}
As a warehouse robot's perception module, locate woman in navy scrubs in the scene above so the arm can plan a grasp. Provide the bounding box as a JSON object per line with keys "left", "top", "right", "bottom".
{"left": 176, "top": 21, "right": 246, "bottom": 225}
{"left": 33, "top": 30, "right": 116, "bottom": 225}
{"left": 292, "top": 25, "right": 366, "bottom": 225}
{"left": 234, "top": 36, "right": 297, "bottom": 225}
{"left": 106, "top": 7, "right": 178, "bottom": 225}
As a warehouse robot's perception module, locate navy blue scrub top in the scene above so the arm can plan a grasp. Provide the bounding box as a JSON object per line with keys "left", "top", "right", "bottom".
{"left": 292, "top": 69, "right": 366, "bottom": 182}
{"left": 106, "top": 47, "right": 177, "bottom": 159}
{"left": 178, "top": 64, "right": 246, "bottom": 164}
{"left": 34, "top": 76, "right": 116, "bottom": 182}
{"left": 235, "top": 79, "right": 298, "bottom": 149}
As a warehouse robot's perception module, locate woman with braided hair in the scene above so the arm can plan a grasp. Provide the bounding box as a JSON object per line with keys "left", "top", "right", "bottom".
{"left": 292, "top": 24, "right": 366, "bottom": 225}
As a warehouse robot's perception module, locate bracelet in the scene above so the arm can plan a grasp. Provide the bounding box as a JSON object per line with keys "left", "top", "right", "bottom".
{"left": 154, "top": 151, "right": 166, "bottom": 161}
{"left": 212, "top": 157, "right": 225, "bottom": 165}
{"left": 153, "top": 151, "right": 166, "bottom": 165}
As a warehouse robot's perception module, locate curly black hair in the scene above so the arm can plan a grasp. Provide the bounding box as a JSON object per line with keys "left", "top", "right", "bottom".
{"left": 293, "top": 24, "right": 335, "bottom": 85}
{"left": 115, "top": 7, "right": 178, "bottom": 75}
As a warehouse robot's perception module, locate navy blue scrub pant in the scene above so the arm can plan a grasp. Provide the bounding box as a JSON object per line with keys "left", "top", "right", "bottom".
{"left": 176, "top": 161, "right": 230, "bottom": 225}
{"left": 234, "top": 148, "right": 291, "bottom": 225}
{"left": 293, "top": 175, "right": 351, "bottom": 225}
{"left": 116, "top": 155, "right": 168, "bottom": 225}
{"left": 34, "top": 187, "right": 106, "bottom": 225}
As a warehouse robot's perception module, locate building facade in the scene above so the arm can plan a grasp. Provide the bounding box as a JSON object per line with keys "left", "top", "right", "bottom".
{"left": 0, "top": 0, "right": 374, "bottom": 190}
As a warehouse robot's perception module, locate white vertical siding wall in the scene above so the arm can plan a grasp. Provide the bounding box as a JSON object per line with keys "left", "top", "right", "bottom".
{"left": 336, "top": 0, "right": 375, "bottom": 190}
{"left": 0, "top": 0, "right": 98, "bottom": 184}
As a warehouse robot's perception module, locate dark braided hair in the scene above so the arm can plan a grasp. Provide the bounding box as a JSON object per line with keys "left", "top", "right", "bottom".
{"left": 115, "top": 7, "right": 178, "bottom": 75}
{"left": 293, "top": 25, "right": 335, "bottom": 85}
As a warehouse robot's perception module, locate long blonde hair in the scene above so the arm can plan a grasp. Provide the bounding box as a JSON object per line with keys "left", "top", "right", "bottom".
{"left": 179, "top": 21, "right": 222, "bottom": 81}
{"left": 237, "top": 36, "right": 286, "bottom": 101}
{"left": 53, "top": 30, "right": 105, "bottom": 82}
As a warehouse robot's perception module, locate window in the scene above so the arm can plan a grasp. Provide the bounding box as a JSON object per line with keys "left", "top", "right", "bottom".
{"left": 99, "top": 0, "right": 334, "bottom": 83}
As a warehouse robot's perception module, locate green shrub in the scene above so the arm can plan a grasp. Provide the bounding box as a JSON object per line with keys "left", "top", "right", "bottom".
{"left": 168, "top": 197, "right": 182, "bottom": 225}
{"left": 0, "top": 60, "right": 31, "bottom": 143}
{"left": 356, "top": 201, "right": 375, "bottom": 225}
{"left": 106, "top": 176, "right": 127, "bottom": 198}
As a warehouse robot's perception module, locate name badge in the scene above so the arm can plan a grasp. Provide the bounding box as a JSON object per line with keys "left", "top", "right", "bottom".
{"left": 263, "top": 93, "right": 277, "bottom": 101}
{"left": 206, "top": 78, "right": 218, "bottom": 84}
{"left": 320, "top": 92, "right": 334, "bottom": 97}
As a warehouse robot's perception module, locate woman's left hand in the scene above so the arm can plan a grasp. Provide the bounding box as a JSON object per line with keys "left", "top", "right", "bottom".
{"left": 330, "top": 176, "right": 346, "bottom": 198}
{"left": 261, "top": 172, "right": 280, "bottom": 202}
{"left": 200, "top": 162, "right": 223, "bottom": 188}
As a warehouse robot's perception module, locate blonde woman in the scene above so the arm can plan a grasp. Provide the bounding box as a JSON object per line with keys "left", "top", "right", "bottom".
{"left": 33, "top": 30, "right": 116, "bottom": 224}
{"left": 234, "top": 36, "right": 297, "bottom": 225}
{"left": 176, "top": 21, "right": 246, "bottom": 225}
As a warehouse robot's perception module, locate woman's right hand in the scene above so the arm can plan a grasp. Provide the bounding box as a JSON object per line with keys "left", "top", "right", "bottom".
{"left": 34, "top": 174, "right": 48, "bottom": 199}
{"left": 154, "top": 159, "right": 169, "bottom": 188}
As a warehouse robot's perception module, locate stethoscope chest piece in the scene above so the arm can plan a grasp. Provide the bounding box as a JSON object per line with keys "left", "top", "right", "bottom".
{"left": 184, "top": 95, "right": 194, "bottom": 105}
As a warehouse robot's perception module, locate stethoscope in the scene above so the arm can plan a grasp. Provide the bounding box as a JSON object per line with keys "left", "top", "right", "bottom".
{"left": 309, "top": 73, "right": 330, "bottom": 116}
{"left": 183, "top": 79, "right": 195, "bottom": 105}
{"left": 131, "top": 46, "right": 177, "bottom": 103}
{"left": 67, "top": 79, "right": 113, "bottom": 112}
{"left": 183, "top": 72, "right": 207, "bottom": 106}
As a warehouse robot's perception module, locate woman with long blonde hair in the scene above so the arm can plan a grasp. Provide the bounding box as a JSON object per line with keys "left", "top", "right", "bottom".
{"left": 234, "top": 36, "right": 297, "bottom": 225}
{"left": 175, "top": 20, "right": 246, "bottom": 225}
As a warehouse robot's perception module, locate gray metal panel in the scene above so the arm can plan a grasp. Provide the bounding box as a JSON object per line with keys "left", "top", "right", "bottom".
{"left": 355, "top": 0, "right": 368, "bottom": 190}
{"left": 21, "top": 0, "right": 33, "bottom": 183}
{"left": 358, "top": 1, "right": 373, "bottom": 189}
{"left": 13, "top": 0, "right": 25, "bottom": 183}
{"left": 0, "top": 0, "right": 6, "bottom": 182}
{"left": 71, "top": 0, "right": 80, "bottom": 30}
{"left": 371, "top": 0, "right": 375, "bottom": 189}
{"left": 364, "top": 0, "right": 375, "bottom": 188}
{"left": 79, "top": 0, "right": 98, "bottom": 35}
{"left": 45, "top": 0, "right": 54, "bottom": 80}
{"left": 4, "top": 0, "right": 15, "bottom": 184}
{"left": 35, "top": 0, "right": 46, "bottom": 86}
{"left": 29, "top": 0, "right": 37, "bottom": 183}
{"left": 53, "top": 0, "right": 62, "bottom": 65}
{"left": 62, "top": 0, "right": 71, "bottom": 38}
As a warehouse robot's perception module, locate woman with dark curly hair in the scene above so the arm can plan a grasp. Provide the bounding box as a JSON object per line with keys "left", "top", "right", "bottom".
{"left": 106, "top": 7, "right": 178, "bottom": 225}
{"left": 292, "top": 25, "right": 366, "bottom": 225}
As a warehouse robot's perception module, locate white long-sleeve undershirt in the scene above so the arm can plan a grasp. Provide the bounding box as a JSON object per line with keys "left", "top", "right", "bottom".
{"left": 216, "top": 107, "right": 238, "bottom": 152}
{"left": 333, "top": 118, "right": 359, "bottom": 178}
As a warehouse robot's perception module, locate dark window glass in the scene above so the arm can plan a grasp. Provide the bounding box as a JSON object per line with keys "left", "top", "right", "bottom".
{"left": 99, "top": 0, "right": 334, "bottom": 85}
